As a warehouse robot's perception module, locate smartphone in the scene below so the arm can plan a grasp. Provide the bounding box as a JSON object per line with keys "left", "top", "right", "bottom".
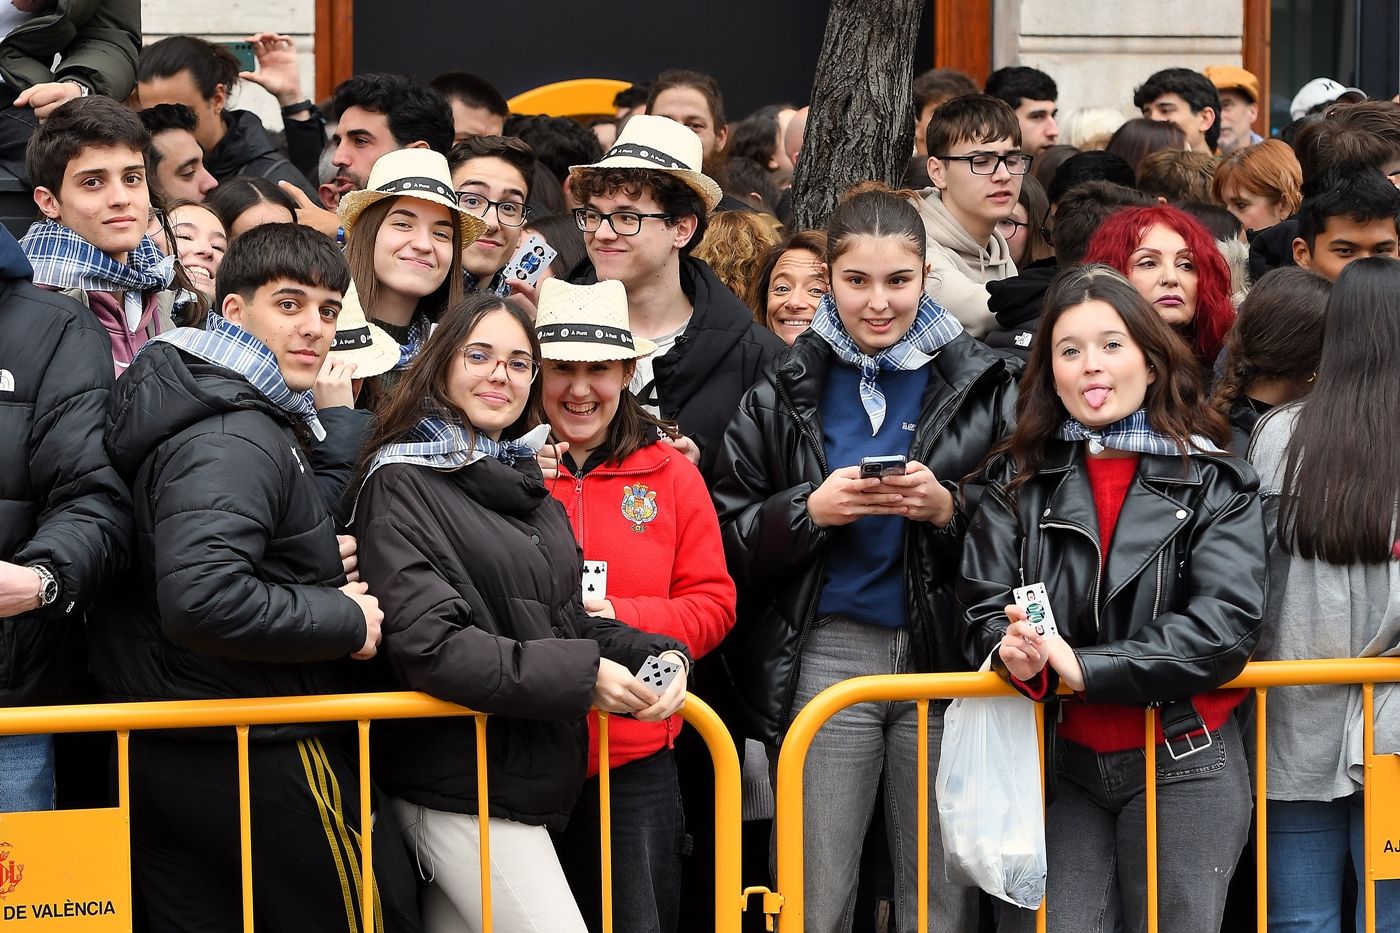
{"left": 218, "top": 41, "right": 257, "bottom": 74}
{"left": 859, "top": 455, "right": 907, "bottom": 478}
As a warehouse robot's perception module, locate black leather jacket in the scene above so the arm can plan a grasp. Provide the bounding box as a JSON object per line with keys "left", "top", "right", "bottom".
{"left": 712, "top": 331, "right": 1019, "bottom": 743}
{"left": 956, "top": 441, "right": 1266, "bottom": 704}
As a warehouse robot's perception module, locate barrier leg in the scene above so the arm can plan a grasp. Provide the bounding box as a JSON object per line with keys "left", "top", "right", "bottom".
{"left": 1035, "top": 704, "right": 1047, "bottom": 933}
{"left": 358, "top": 720, "right": 376, "bottom": 933}
{"left": 475, "top": 715, "right": 493, "bottom": 933}
{"left": 917, "top": 700, "right": 928, "bottom": 933}
{"left": 1145, "top": 711, "right": 1158, "bottom": 933}
{"left": 237, "top": 724, "right": 254, "bottom": 933}
{"left": 599, "top": 713, "right": 612, "bottom": 933}
{"left": 1255, "top": 689, "right": 1268, "bottom": 933}
{"left": 1364, "top": 684, "right": 1375, "bottom": 933}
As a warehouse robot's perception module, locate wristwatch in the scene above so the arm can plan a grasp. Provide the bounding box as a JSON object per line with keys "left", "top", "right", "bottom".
{"left": 60, "top": 79, "right": 91, "bottom": 98}
{"left": 28, "top": 564, "right": 58, "bottom": 607}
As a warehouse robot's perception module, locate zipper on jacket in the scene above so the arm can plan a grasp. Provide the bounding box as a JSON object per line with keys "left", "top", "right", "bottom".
{"left": 1041, "top": 519, "right": 1103, "bottom": 631}
{"left": 1152, "top": 551, "right": 1165, "bottom": 621}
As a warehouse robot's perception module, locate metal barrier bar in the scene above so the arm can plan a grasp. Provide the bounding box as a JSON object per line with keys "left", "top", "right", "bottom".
{"left": 916, "top": 699, "right": 929, "bottom": 933}
{"left": 0, "top": 693, "right": 741, "bottom": 933}
{"left": 773, "top": 659, "right": 1400, "bottom": 933}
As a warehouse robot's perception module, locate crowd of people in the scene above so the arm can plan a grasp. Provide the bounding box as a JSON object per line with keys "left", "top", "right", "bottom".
{"left": 1, "top": 10, "right": 1398, "bottom": 933}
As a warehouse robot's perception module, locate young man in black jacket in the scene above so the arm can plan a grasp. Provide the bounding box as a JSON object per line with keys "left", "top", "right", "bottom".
{"left": 0, "top": 225, "right": 129, "bottom": 813}
{"left": 96, "top": 224, "right": 420, "bottom": 932}
{"left": 567, "top": 114, "right": 783, "bottom": 485}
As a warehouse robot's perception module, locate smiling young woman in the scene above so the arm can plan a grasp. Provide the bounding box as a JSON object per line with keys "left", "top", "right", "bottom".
{"left": 957, "top": 264, "right": 1263, "bottom": 933}
{"left": 354, "top": 292, "right": 691, "bottom": 933}
{"left": 714, "top": 183, "right": 1020, "bottom": 932}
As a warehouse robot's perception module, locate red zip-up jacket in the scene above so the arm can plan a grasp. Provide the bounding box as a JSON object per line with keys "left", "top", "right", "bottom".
{"left": 549, "top": 441, "right": 737, "bottom": 775}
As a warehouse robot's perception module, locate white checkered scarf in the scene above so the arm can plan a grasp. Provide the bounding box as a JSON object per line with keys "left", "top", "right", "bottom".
{"left": 1058, "top": 408, "right": 1225, "bottom": 456}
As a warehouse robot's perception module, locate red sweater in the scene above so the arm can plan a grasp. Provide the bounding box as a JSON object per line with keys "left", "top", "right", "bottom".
{"left": 1018, "top": 455, "right": 1244, "bottom": 751}
{"left": 549, "top": 442, "right": 737, "bottom": 775}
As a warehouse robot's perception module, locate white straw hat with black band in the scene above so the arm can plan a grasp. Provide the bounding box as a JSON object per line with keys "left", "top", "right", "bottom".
{"left": 569, "top": 114, "right": 723, "bottom": 212}
{"left": 337, "top": 148, "right": 487, "bottom": 245}
{"left": 328, "top": 281, "right": 400, "bottom": 377}
{"left": 534, "top": 279, "right": 658, "bottom": 362}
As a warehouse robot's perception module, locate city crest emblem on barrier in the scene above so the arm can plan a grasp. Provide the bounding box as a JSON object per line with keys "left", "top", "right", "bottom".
{"left": 0, "top": 843, "right": 24, "bottom": 897}
{"left": 621, "top": 484, "right": 658, "bottom": 533}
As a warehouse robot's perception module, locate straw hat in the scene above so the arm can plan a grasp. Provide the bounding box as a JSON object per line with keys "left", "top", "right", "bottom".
{"left": 535, "top": 279, "right": 657, "bottom": 362}
{"left": 328, "top": 281, "right": 400, "bottom": 377}
{"left": 569, "top": 114, "right": 723, "bottom": 212}
{"left": 337, "top": 148, "right": 486, "bottom": 244}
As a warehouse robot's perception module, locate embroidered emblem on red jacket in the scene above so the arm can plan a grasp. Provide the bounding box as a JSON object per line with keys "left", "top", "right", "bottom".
{"left": 621, "top": 483, "right": 658, "bottom": 532}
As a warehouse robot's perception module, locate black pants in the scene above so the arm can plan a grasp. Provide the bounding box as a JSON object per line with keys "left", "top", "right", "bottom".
{"left": 128, "top": 733, "right": 421, "bottom": 933}
{"left": 556, "top": 749, "right": 686, "bottom": 933}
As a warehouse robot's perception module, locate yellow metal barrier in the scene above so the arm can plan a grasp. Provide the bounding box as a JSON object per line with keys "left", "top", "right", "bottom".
{"left": 0, "top": 692, "right": 742, "bottom": 933}
{"left": 772, "top": 658, "right": 1400, "bottom": 933}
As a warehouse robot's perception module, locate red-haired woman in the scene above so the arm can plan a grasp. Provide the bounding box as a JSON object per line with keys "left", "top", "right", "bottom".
{"left": 1082, "top": 204, "right": 1236, "bottom": 371}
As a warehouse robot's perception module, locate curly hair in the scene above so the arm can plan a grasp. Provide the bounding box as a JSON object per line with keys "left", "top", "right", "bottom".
{"left": 692, "top": 210, "right": 782, "bottom": 300}
{"left": 1082, "top": 204, "right": 1236, "bottom": 365}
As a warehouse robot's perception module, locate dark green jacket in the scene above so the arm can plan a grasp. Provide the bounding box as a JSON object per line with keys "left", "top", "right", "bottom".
{"left": 0, "top": 0, "right": 141, "bottom": 103}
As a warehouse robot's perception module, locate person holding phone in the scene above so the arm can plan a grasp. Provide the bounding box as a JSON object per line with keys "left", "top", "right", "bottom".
{"left": 714, "top": 183, "right": 1019, "bottom": 933}
{"left": 956, "top": 264, "right": 1265, "bottom": 933}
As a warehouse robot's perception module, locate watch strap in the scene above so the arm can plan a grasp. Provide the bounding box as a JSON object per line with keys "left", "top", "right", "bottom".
{"left": 28, "top": 564, "right": 58, "bottom": 607}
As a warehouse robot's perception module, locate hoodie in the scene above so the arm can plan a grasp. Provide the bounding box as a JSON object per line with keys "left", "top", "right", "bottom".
{"left": 205, "top": 109, "right": 317, "bottom": 198}
{"left": 910, "top": 187, "right": 1017, "bottom": 338}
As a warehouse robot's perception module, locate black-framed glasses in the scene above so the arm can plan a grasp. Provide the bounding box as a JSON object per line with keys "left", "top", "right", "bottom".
{"left": 462, "top": 346, "right": 539, "bottom": 383}
{"left": 996, "top": 217, "right": 1028, "bottom": 237}
{"left": 934, "top": 152, "right": 1034, "bottom": 175}
{"left": 573, "top": 207, "right": 674, "bottom": 236}
{"left": 456, "top": 192, "right": 530, "bottom": 227}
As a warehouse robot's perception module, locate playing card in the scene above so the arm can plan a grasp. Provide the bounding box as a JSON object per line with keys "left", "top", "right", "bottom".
{"left": 582, "top": 559, "right": 608, "bottom": 602}
{"left": 637, "top": 654, "right": 681, "bottom": 694}
{"left": 1012, "top": 582, "right": 1060, "bottom": 639}
{"left": 496, "top": 233, "right": 558, "bottom": 293}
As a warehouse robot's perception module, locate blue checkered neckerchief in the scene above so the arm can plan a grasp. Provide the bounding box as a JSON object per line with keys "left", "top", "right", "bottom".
{"left": 1058, "top": 408, "right": 1225, "bottom": 456}
{"left": 806, "top": 292, "right": 963, "bottom": 435}
{"left": 393, "top": 312, "right": 431, "bottom": 370}
{"left": 364, "top": 416, "right": 551, "bottom": 482}
{"left": 20, "top": 220, "right": 175, "bottom": 332}
{"left": 149, "top": 312, "right": 326, "bottom": 441}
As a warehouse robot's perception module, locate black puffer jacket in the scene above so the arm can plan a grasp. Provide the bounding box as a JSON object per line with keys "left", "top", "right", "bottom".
{"left": 356, "top": 457, "right": 686, "bottom": 830}
{"left": 0, "top": 229, "right": 129, "bottom": 706}
{"left": 93, "top": 342, "right": 366, "bottom": 708}
{"left": 984, "top": 258, "right": 1058, "bottom": 361}
{"left": 711, "top": 331, "right": 1019, "bottom": 743}
{"left": 571, "top": 256, "right": 784, "bottom": 483}
{"left": 956, "top": 442, "right": 1266, "bottom": 703}
{"left": 206, "top": 109, "right": 317, "bottom": 198}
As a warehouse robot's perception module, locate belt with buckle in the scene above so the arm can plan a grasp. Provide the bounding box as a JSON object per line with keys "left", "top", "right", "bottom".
{"left": 1160, "top": 699, "right": 1213, "bottom": 760}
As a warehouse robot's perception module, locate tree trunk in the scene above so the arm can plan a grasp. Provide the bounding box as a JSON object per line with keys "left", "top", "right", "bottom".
{"left": 790, "top": 0, "right": 926, "bottom": 231}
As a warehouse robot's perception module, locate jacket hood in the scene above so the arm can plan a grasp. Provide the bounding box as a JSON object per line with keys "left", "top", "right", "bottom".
{"left": 0, "top": 225, "right": 34, "bottom": 281}
{"left": 106, "top": 342, "right": 284, "bottom": 481}
{"left": 912, "top": 187, "right": 1015, "bottom": 277}
{"left": 207, "top": 110, "right": 284, "bottom": 174}
{"left": 988, "top": 258, "right": 1058, "bottom": 328}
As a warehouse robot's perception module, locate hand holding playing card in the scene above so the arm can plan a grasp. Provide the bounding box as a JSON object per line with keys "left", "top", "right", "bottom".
{"left": 635, "top": 651, "right": 688, "bottom": 722}
{"left": 584, "top": 598, "right": 616, "bottom": 618}
{"left": 591, "top": 657, "right": 657, "bottom": 714}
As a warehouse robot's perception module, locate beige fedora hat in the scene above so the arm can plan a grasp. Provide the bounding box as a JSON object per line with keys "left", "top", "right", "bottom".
{"left": 535, "top": 279, "right": 658, "bottom": 362}
{"left": 337, "top": 148, "right": 486, "bottom": 244}
{"left": 569, "top": 114, "right": 723, "bottom": 211}
{"left": 328, "top": 281, "right": 401, "bottom": 377}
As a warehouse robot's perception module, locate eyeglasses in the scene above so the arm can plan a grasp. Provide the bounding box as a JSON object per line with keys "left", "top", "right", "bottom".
{"left": 146, "top": 208, "right": 165, "bottom": 232}
{"left": 573, "top": 207, "right": 674, "bottom": 236}
{"left": 462, "top": 346, "right": 539, "bottom": 383}
{"left": 456, "top": 192, "right": 530, "bottom": 227}
{"left": 996, "top": 218, "right": 1028, "bottom": 237}
{"left": 934, "top": 153, "right": 1034, "bottom": 175}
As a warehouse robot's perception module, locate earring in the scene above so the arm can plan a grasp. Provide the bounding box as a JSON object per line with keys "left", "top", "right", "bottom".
{"left": 1307, "top": 373, "right": 1316, "bottom": 383}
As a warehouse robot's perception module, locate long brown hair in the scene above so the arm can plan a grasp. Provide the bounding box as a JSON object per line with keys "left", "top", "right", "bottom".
{"left": 1278, "top": 257, "right": 1400, "bottom": 563}
{"left": 354, "top": 294, "right": 540, "bottom": 489}
{"left": 1001, "top": 264, "right": 1229, "bottom": 489}
{"left": 343, "top": 195, "right": 466, "bottom": 325}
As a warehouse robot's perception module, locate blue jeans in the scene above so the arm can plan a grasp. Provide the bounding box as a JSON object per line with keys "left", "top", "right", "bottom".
{"left": 556, "top": 749, "right": 685, "bottom": 933}
{"left": 777, "top": 616, "right": 978, "bottom": 933}
{"left": 1268, "top": 795, "right": 1400, "bottom": 932}
{"left": 1003, "top": 717, "right": 1252, "bottom": 933}
{"left": 0, "top": 733, "right": 55, "bottom": 812}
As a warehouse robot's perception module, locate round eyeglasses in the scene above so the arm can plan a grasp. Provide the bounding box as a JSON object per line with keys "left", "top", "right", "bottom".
{"left": 456, "top": 193, "right": 530, "bottom": 228}
{"left": 462, "top": 346, "right": 539, "bottom": 383}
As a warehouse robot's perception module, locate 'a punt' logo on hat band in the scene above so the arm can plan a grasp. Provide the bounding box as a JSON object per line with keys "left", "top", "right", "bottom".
{"left": 600, "top": 143, "right": 688, "bottom": 171}
{"left": 374, "top": 176, "right": 457, "bottom": 202}
{"left": 537, "top": 323, "right": 638, "bottom": 350}
{"left": 332, "top": 326, "right": 373, "bottom": 351}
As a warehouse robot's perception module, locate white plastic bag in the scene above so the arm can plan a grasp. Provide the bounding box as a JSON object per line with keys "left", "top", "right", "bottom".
{"left": 935, "top": 679, "right": 1047, "bottom": 910}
